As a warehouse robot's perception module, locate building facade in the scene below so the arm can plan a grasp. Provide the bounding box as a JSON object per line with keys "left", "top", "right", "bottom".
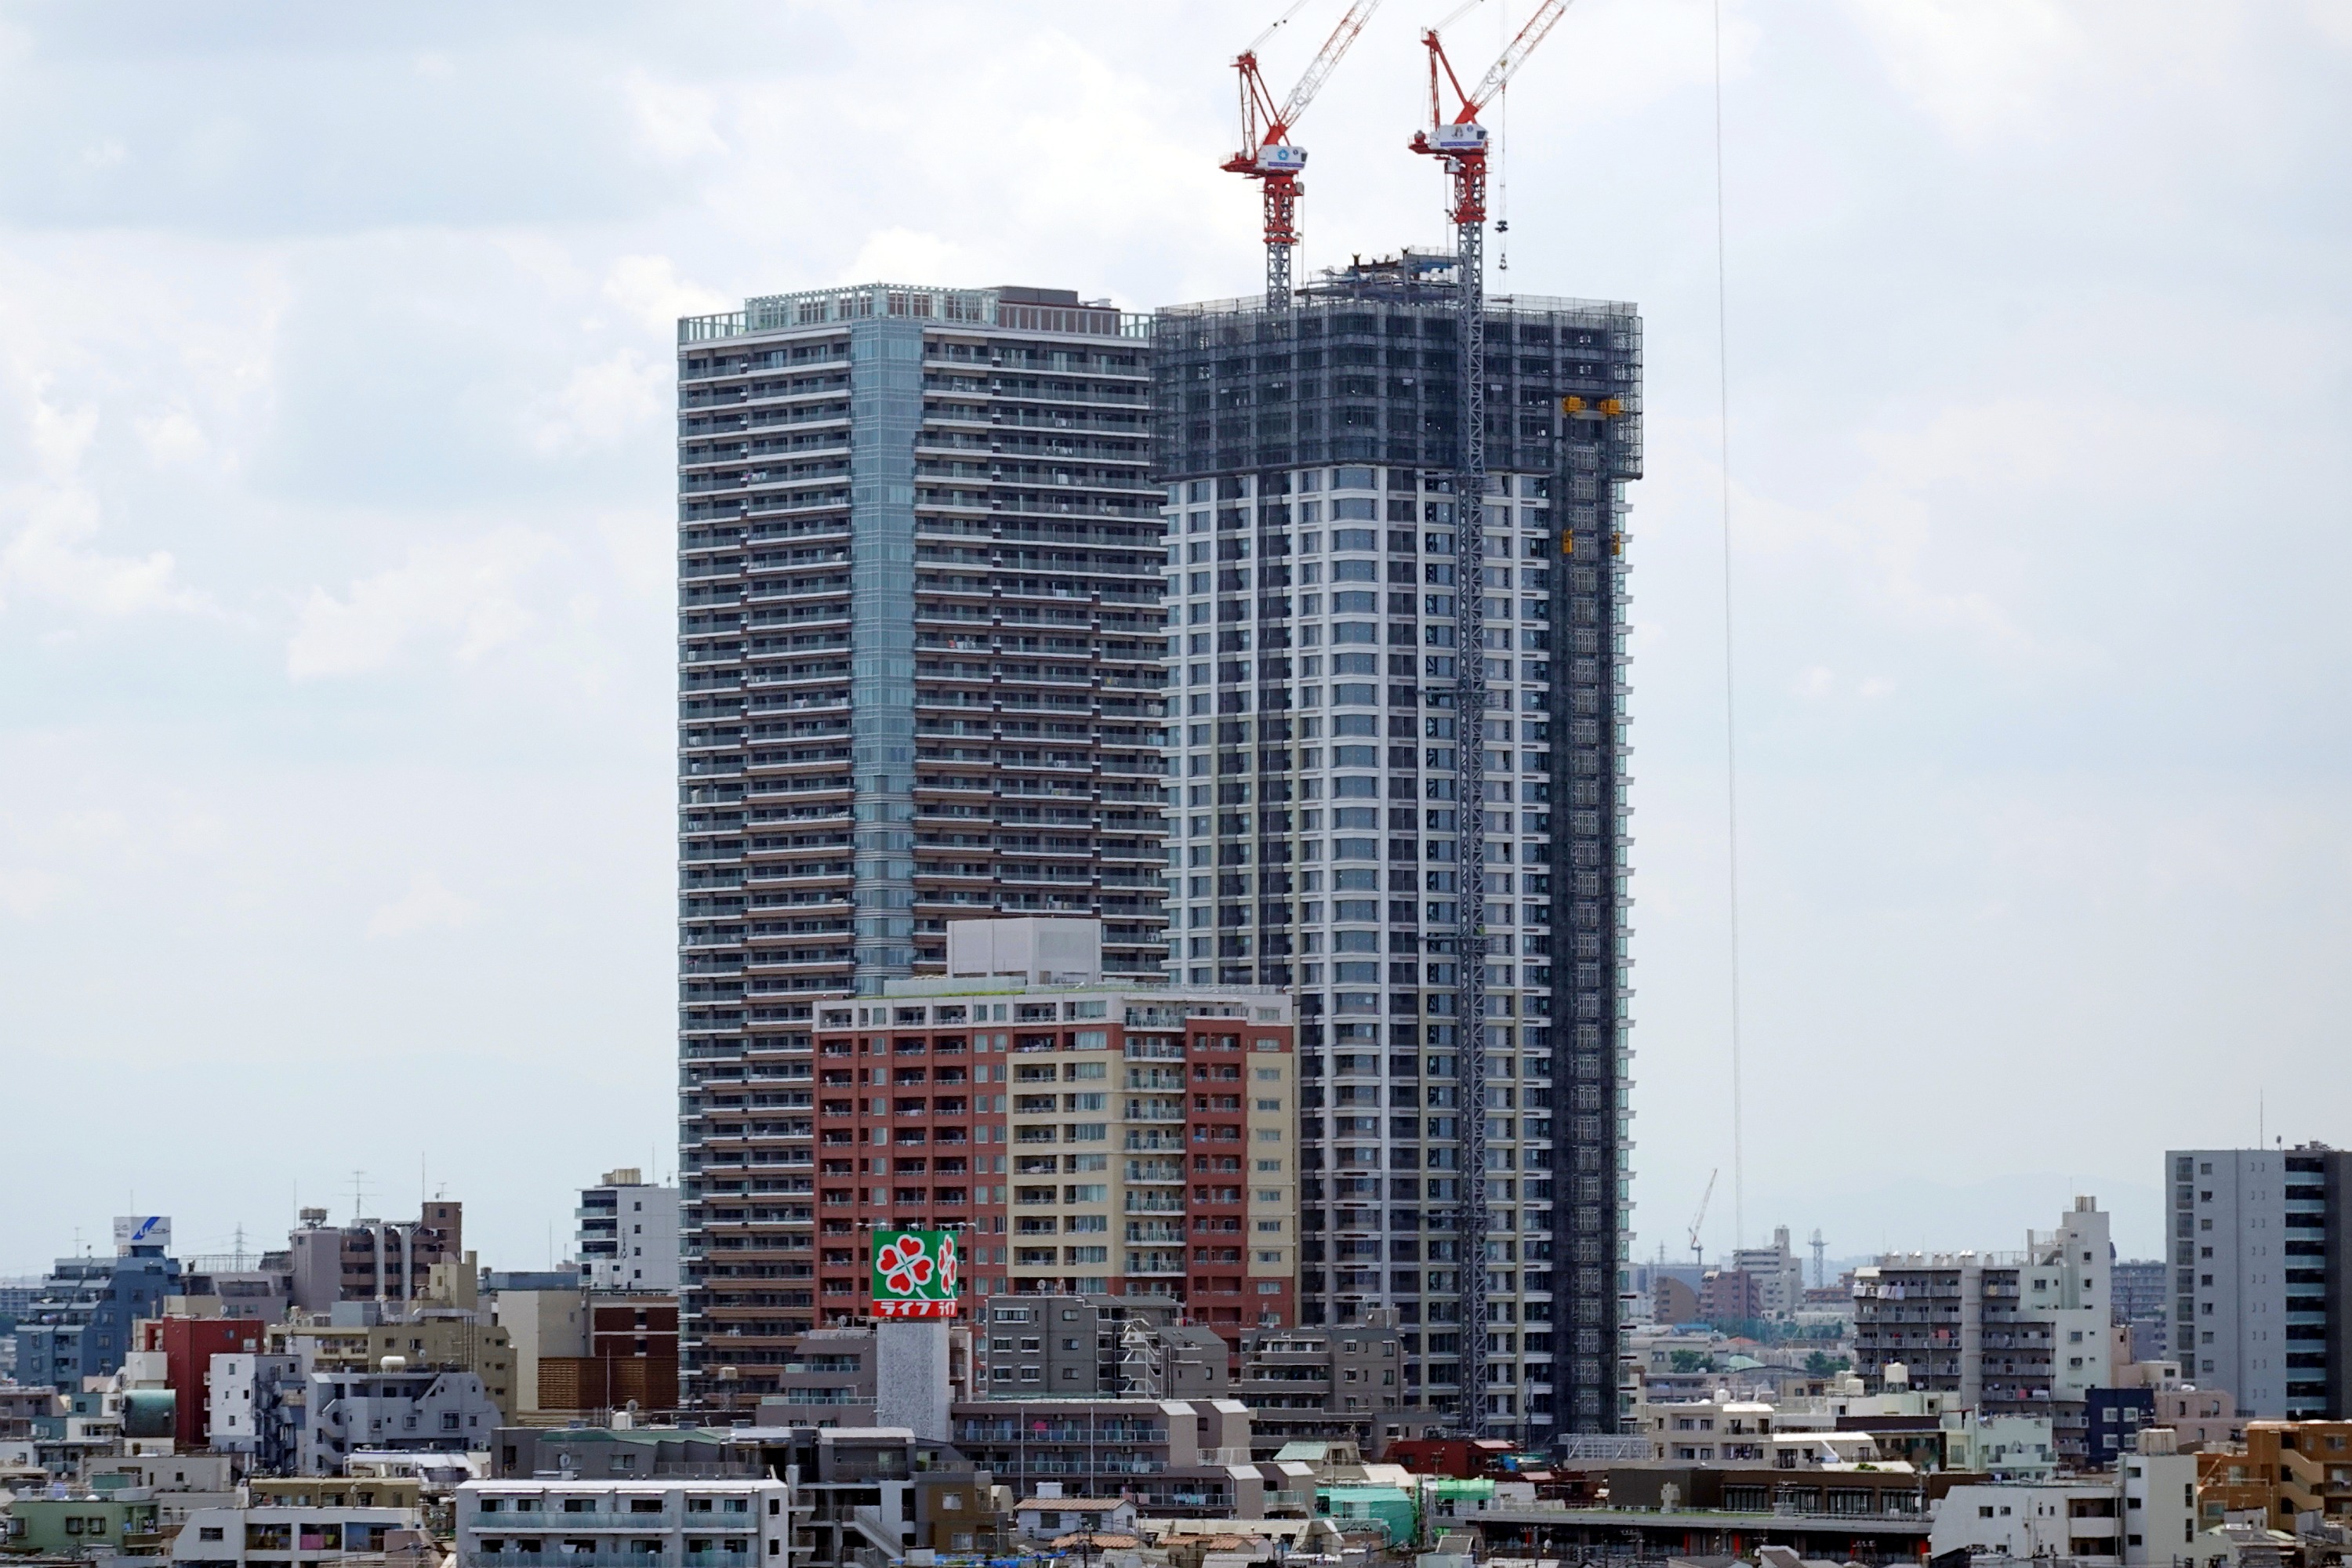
{"left": 2166, "top": 1145, "right": 2348, "bottom": 1418}
{"left": 12, "top": 1230, "right": 184, "bottom": 1393}
{"left": 455, "top": 1478, "right": 793, "bottom": 1568}
{"left": 673, "top": 283, "right": 1171, "bottom": 1403}
{"left": 1852, "top": 1197, "right": 2114, "bottom": 1461}
{"left": 579, "top": 1171, "right": 681, "bottom": 1293}
{"left": 2112, "top": 1258, "right": 2170, "bottom": 1363}
{"left": 1150, "top": 256, "right": 1642, "bottom": 1437}
{"left": 681, "top": 918, "right": 1293, "bottom": 1405}
{"left": 285, "top": 1203, "right": 465, "bottom": 1314}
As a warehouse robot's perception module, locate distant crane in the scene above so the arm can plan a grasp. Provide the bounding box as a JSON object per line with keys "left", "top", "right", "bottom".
{"left": 1688, "top": 1169, "right": 1719, "bottom": 1269}
{"left": 1224, "top": 0, "right": 1385, "bottom": 308}
{"left": 1410, "top": 0, "right": 1577, "bottom": 1446}
{"left": 1810, "top": 1228, "right": 1828, "bottom": 1290}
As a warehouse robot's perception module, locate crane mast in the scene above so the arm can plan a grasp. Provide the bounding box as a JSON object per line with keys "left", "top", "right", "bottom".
{"left": 1224, "top": 1, "right": 1383, "bottom": 308}
{"left": 1408, "top": 0, "right": 1571, "bottom": 1443}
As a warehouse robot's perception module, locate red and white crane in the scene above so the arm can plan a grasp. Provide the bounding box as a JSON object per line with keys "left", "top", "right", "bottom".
{"left": 1223, "top": 0, "right": 1385, "bottom": 309}
{"left": 1408, "top": 0, "right": 1573, "bottom": 1443}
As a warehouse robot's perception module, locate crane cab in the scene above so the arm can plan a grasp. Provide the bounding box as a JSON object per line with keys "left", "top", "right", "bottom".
{"left": 1255, "top": 143, "right": 1308, "bottom": 173}
{"left": 1428, "top": 122, "right": 1489, "bottom": 153}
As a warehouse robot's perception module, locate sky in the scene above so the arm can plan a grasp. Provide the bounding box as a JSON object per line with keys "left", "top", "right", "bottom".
{"left": 2, "top": 1, "right": 2348, "bottom": 1279}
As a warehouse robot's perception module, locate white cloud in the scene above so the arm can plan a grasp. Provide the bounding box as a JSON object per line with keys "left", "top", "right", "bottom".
{"left": 1842, "top": 0, "right": 2089, "bottom": 143}
{"left": 134, "top": 408, "right": 209, "bottom": 466}
{"left": 0, "top": 866, "right": 70, "bottom": 919}
{"left": 366, "top": 871, "right": 481, "bottom": 938}
{"left": 0, "top": 477, "right": 208, "bottom": 618}
{"left": 602, "top": 254, "right": 730, "bottom": 334}
{"left": 528, "top": 350, "right": 666, "bottom": 456}
{"left": 623, "top": 71, "right": 728, "bottom": 162}
{"left": 839, "top": 228, "right": 977, "bottom": 289}
{"left": 285, "top": 531, "right": 561, "bottom": 679}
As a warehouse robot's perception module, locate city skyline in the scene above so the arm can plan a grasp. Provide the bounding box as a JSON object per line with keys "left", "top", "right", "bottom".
{"left": 2, "top": 2, "right": 2349, "bottom": 1288}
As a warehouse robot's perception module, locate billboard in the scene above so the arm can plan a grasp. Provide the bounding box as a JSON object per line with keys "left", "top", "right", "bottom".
{"left": 870, "top": 1229, "right": 960, "bottom": 1319}
{"left": 113, "top": 1215, "right": 170, "bottom": 1254}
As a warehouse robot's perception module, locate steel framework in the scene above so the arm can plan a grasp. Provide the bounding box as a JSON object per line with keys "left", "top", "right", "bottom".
{"left": 1225, "top": 2, "right": 1385, "bottom": 309}
{"left": 1410, "top": 0, "right": 1572, "bottom": 1439}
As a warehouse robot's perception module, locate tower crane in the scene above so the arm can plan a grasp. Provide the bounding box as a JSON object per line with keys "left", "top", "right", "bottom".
{"left": 1689, "top": 1170, "right": 1719, "bottom": 1268}
{"left": 1409, "top": 0, "right": 1575, "bottom": 1442}
{"left": 1224, "top": 0, "right": 1385, "bottom": 309}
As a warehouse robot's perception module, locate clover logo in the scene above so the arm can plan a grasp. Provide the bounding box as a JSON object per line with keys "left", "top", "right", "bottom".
{"left": 877, "top": 1233, "right": 935, "bottom": 1296}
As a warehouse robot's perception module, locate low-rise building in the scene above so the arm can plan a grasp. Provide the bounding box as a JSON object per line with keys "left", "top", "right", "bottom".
{"left": 1012, "top": 1497, "right": 1140, "bottom": 1542}
{"left": 87, "top": 1454, "right": 243, "bottom": 1531}
{"left": 207, "top": 1353, "right": 306, "bottom": 1472}
{"left": 265, "top": 1311, "right": 515, "bottom": 1421}
{"left": 485, "top": 1288, "right": 586, "bottom": 1419}
{"left": 2190, "top": 1419, "right": 2352, "bottom": 1532}
{"left": 951, "top": 1396, "right": 1264, "bottom": 1514}
{"left": 979, "top": 1296, "right": 1226, "bottom": 1397}
{"left": 579, "top": 1171, "right": 681, "bottom": 1294}
{"left": 169, "top": 1503, "right": 426, "bottom": 1568}
{"left": 2, "top": 1490, "right": 165, "bottom": 1558}
{"left": 537, "top": 1295, "right": 679, "bottom": 1414}
{"left": 303, "top": 1362, "right": 500, "bottom": 1476}
{"left": 247, "top": 1477, "right": 423, "bottom": 1511}
{"left": 454, "top": 1475, "right": 788, "bottom": 1568}
{"left": 736, "top": 1426, "right": 1014, "bottom": 1565}
{"left": 2156, "top": 1386, "right": 2246, "bottom": 1451}
{"left": 1236, "top": 1315, "right": 1425, "bottom": 1457}
{"left": 1929, "top": 1431, "right": 2195, "bottom": 1566}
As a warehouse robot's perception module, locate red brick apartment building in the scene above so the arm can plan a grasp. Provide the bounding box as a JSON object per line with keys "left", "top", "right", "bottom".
{"left": 809, "top": 970, "right": 1296, "bottom": 1341}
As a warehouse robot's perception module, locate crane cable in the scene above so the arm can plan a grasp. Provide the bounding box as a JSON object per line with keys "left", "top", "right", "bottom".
{"left": 1247, "top": 0, "right": 1319, "bottom": 56}
{"left": 1712, "top": 0, "right": 1747, "bottom": 1252}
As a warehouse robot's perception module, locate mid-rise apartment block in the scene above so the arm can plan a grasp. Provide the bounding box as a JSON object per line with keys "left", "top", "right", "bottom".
{"left": 285, "top": 1203, "right": 465, "bottom": 1313}
{"left": 681, "top": 917, "right": 1292, "bottom": 1404}
{"left": 674, "top": 283, "right": 1171, "bottom": 1399}
{"left": 1853, "top": 1196, "right": 2114, "bottom": 1461}
{"left": 13, "top": 1221, "right": 183, "bottom": 1392}
{"left": 579, "top": 1170, "right": 681, "bottom": 1293}
{"left": 1151, "top": 256, "right": 1642, "bottom": 1436}
{"left": 2167, "top": 1145, "right": 2350, "bottom": 1417}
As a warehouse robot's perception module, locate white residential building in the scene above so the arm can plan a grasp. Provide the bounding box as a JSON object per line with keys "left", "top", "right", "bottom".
{"left": 455, "top": 1478, "right": 793, "bottom": 1568}
{"left": 1853, "top": 1196, "right": 2114, "bottom": 1461}
{"left": 1928, "top": 1432, "right": 2195, "bottom": 1567}
{"left": 303, "top": 1363, "right": 499, "bottom": 1476}
{"left": 578, "top": 1171, "right": 679, "bottom": 1294}
{"left": 170, "top": 1504, "right": 425, "bottom": 1568}
{"left": 1732, "top": 1228, "right": 1806, "bottom": 1319}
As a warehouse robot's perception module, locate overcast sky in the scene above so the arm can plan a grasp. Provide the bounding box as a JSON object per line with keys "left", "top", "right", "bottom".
{"left": 2, "top": 1, "right": 2347, "bottom": 1279}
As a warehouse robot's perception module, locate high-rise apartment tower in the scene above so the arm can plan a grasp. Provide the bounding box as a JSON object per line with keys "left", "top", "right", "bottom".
{"left": 1150, "top": 253, "right": 1642, "bottom": 1436}
{"left": 673, "top": 283, "right": 1169, "bottom": 1404}
{"left": 2168, "top": 1145, "right": 2350, "bottom": 1417}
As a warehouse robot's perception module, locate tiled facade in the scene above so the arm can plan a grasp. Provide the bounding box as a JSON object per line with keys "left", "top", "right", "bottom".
{"left": 807, "top": 977, "right": 1296, "bottom": 1352}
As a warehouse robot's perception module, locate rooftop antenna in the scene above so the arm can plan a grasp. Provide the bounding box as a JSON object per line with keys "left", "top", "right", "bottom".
{"left": 350, "top": 1169, "right": 370, "bottom": 1222}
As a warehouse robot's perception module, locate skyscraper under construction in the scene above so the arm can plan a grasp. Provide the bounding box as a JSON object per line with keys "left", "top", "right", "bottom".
{"left": 1151, "top": 252, "right": 1641, "bottom": 1436}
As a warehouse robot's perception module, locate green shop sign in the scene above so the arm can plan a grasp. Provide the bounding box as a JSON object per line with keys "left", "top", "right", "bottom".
{"left": 871, "top": 1229, "right": 960, "bottom": 1318}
